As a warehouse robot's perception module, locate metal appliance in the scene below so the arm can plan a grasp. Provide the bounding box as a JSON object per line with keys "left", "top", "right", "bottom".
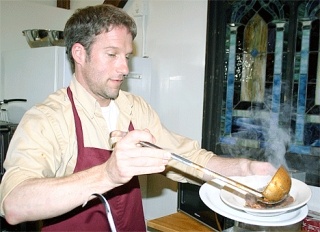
{"left": 0, "top": 120, "right": 19, "bottom": 231}
{"left": 0, "top": 120, "right": 17, "bottom": 181}
{"left": 1, "top": 46, "right": 72, "bottom": 123}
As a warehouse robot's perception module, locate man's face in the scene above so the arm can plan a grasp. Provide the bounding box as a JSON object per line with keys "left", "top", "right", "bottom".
{"left": 77, "top": 26, "right": 133, "bottom": 106}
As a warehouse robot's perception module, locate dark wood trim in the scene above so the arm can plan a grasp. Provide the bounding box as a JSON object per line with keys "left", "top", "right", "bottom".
{"left": 103, "top": 0, "right": 128, "bottom": 8}
{"left": 57, "top": 0, "right": 70, "bottom": 9}
{"left": 201, "top": 1, "right": 227, "bottom": 153}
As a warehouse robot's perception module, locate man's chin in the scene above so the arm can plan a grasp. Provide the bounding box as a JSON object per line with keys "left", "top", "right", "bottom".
{"left": 107, "top": 91, "right": 120, "bottom": 100}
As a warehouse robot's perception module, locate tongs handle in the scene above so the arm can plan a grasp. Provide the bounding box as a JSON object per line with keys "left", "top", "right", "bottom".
{"left": 139, "top": 141, "right": 263, "bottom": 198}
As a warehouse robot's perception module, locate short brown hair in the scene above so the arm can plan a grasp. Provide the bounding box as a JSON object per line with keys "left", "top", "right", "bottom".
{"left": 64, "top": 4, "right": 137, "bottom": 72}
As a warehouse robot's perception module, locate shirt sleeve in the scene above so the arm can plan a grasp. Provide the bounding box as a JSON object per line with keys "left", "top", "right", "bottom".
{"left": 0, "top": 99, "right": 76, "bottom": 216}
{"left": 128, "top": 94, "right": 215, "bottom": 183}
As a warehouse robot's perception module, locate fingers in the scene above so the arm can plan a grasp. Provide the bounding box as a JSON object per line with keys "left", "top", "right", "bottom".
{"left": 117, "top": 129, "right": 156, "bottom": 147}
{"left": 115, "top": 138, "right": 171, "bottom": 171}
{"left": 109, "top": 129, "right": 155, "bottom": 149}
{"left": 117, "top": 158, "right": 169, "bottom": 177}
{"left": 109, "top": 130, "right": 128, "bottom": 148}
{"left": 107, "top": 148, "right": 170, "bottom": 184}
{"left": 106, "top": 129, "right": 171, "bottom": 185}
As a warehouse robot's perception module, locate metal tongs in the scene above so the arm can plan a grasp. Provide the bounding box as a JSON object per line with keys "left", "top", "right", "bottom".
{"left": 139, "top": 141, "right": 290, "bottom": 205}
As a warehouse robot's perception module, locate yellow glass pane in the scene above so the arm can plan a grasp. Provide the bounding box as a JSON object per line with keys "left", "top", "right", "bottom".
{"left": 241, "top": 14, "right": 268, "bottom": 102}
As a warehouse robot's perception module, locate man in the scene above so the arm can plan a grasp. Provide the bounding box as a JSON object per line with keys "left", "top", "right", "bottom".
{"left": 0, "top": 4, "right": 275, "bottom": 231}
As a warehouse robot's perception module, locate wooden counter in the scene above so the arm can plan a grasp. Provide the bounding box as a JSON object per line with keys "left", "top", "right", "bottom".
{"left": 147, "top": 212, "right": 213, "bottom": 232}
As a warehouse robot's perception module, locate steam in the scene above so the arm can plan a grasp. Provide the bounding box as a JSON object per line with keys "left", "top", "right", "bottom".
{"left": 259, "top": 111, "right": 290, "bottom": 168}
{"left": 221, "top": 88, "right": 291, "bottom": 169}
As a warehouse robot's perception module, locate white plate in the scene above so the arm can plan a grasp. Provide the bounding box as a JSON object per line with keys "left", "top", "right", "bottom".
{"left": 199, "top": 179, "right": 309, "bottom": 226}
{"left": 219, "top": 176, "right": 312, "bottom": 216}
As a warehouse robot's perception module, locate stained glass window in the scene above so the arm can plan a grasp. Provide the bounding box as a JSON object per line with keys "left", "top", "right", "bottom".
{"left": 202, "top": 0, "right": 320, "bottom": 186}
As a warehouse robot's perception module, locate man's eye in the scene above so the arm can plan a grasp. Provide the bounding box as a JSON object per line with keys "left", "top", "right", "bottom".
{"left": 108, "top": 53, "right": 116, "bottom": 57}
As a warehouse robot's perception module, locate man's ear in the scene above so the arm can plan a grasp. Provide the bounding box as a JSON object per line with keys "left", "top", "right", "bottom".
{"left": 72, "top": 43, "right": 86, "bottom": 66}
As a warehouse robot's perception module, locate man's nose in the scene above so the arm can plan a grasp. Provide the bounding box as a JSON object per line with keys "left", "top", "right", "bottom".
{"left": 117, "top": 57, "right": 129, "bottom": 75}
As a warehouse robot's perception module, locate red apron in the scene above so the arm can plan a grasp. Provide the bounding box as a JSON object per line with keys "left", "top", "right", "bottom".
{"left": 42, "top": 87, "right": 146, "bottom": 231}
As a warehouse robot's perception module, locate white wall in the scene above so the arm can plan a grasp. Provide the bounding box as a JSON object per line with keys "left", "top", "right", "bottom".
{"left": 0, "top": 1, "right": 72, "bottom": 52}
{"left": 124, "top": 1, "right": 208, "bottom": 220}
{"left": 0, "top": 1, "right": 73, "bottom": 99}
{"left": 0, "top": 0, "right": 208, "bottom": 220}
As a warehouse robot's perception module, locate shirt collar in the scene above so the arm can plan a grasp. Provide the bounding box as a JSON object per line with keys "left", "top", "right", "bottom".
{"left": 69, "top": 75, "right": 99, "bottom": 119}
{"left": 69, "top": 75, "right": 133, "bottom": 121}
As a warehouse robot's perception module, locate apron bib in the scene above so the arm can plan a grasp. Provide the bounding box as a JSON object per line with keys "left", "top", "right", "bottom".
{"left": 42, "top": 87, "right": 146, "bottom": 231}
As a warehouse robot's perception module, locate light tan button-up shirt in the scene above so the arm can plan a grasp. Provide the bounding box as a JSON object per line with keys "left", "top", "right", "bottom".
{"left": 0, "top": 77, "right": 214, "bottom": 215}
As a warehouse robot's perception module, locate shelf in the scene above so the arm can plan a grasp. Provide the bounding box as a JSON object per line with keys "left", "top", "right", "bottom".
{"left": 147, "top": 212, "right": 213, "bottom": 232}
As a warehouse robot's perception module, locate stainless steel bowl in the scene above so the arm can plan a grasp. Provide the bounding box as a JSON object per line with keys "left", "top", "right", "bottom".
{"left": 22, "top": 29, "right": 65, "bottom": 48}
{"left": 22, "top": 29, "right": 51, "bottom": 48}
{"left": 48, "top": 30, "right": 65, "bottom": 46}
